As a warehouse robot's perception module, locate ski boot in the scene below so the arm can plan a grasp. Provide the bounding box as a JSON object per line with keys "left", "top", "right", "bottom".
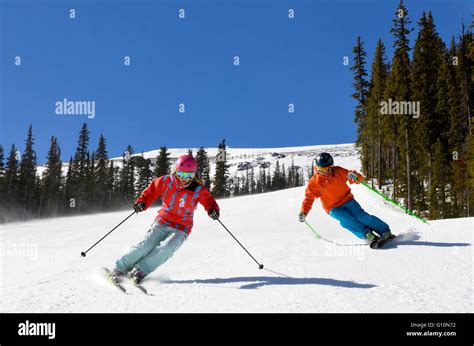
{"left": 129, "top": 268, "right": 146, "bottom": 285}
{"left": 365, "top": 229, "right": 379, "bottom": 242}
{"left": 109, "top": 269, "right": 124, "bottom": 285}
{"left": 375, "top": 230, "right": 396, "bottom": 248}
{"left": 380, "top": 230, "right": 396, "bottom": 241}
{"left": 365, "top": 229, "right": 381, "bottom": 249}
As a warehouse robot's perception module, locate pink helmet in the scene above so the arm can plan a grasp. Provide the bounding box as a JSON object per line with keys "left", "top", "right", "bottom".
{"left": 176, "top": 155, "right": 197, "bottom": 172}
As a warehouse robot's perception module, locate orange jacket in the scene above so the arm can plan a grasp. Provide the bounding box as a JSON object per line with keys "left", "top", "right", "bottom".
{"left": 301, "top": 166, "right": 363, "bottom": 214}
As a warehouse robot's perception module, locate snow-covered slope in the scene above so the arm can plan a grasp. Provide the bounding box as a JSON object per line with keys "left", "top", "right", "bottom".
{"left": 1, "top": 179, "right": 472, "bottom": 312}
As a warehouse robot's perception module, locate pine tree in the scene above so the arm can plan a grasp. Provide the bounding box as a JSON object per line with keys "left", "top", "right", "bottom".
{"left": 118, "top": 145, "right": 136, "bottom": 205}
{"left": 255, "top": 172, "right": 262, "bottom": 193}
{"left": 429, "top": 139, "right": 449, "bottom": 218}
{"left": 411, "top": 11, "right": 446, "bottom": 211}
{"left": 95, "top": 134, "right": 109, "bottom": 210}
{"left": 385, "top": 0, "right": 414, "bottom": 209}
{"left": 467, "top": 18, "right": 474, "bottom": 216}
{"left": 272, "top": 161, "right": 286, "bottom": 190}
{"left": 232, "top": 176, "right": 240, "bottom": 196}
{"left": 249, "top": 168, "right": 256, "bottom": 194}
{"left": 242, "top": 171, "right": 250, "bottom": 195}
{"left": 382, "top": 37, "right": 398, "bottom": 200}
{"left": 432, "top": 39, "right": 466, "bottom": 217}
{"left": 106, "top": 160, "right": 116, "bottom": 208}
{"left": 287, "top": 158, "right": 295, "bottom": 188}
{"left": 0, "top": 145, "right": 4, "bottom": 177}
{"left": 155, "top": 147, "right": 171, "bottom": 177}
{"left": 453, "top": 25, "right": 473, "bottom": 216}
{"left": 281, "top": 164, "right": 288, "bottom": 189}
{"left": 468, "top": 131, "right": 474, "bottom": 208}
{"left": 136, "top": 157, "right": 153, "bottom": 194}
{"left": 195, "top": 147, "right": 211, "bottom": 189}
{"left": 40, "top": 136, "right": 62, "bottom": 217}
{"left": 259, "top": 167, "right": 267, "bottom": 193}
{"left": 2, "top": 144, "right": 20, "bottom": 219}
{"left": 0, "top": 145, "right": 5, "bottom": 209}
{"left": 70, "top": 123, "right": 91, "bottom": 212}
{"left": 64, "top": 157, "right": 74, "bottom": 214}
{"left": 212, "top": 139, "right": 230, "bottom": 197}
{"left": 84, "top": 151, "right": 96, "bottom": 211}
{"left": 367, "top": 39, "right": 389, "bottom": 188}
{"left": 431, "top": 49, "right": 451, "bottom": 213}
{"left": 18, "top": 125, "right": 38, "bottom": 216}
{"left": 73, "top": 123, "right": 90, "bottom": 178}
{"left": 351, "top": 36, "right": 370, "bottom": 176}
{"left": 266, "top": 168, "right": 272, "bottom": 191}
{"left": 457, "top": 24, "right": 473, "bottom": 137}
{"left": 447, "top": 37, "right": 466, "bottom": 150}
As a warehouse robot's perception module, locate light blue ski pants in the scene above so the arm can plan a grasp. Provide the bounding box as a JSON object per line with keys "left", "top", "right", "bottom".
{"left": 115, "top": 221, "right": 187, "bottom": 276}
{"left": 329, "top": 199, "right": 390, "bottom": 239}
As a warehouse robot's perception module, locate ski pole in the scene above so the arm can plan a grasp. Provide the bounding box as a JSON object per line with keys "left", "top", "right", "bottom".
{"left": 303, "top": 221, "right": 365, "bottom": 246}
{"left": 216, "top": 218, "right": 264, "bottom": 269}
{"left": 81, "top": 210, "right": 137, "bottom": 257}
{"left": 304, "top": 220, "right": 321, "bottom": 239}
{"left": 356, "top": 179, "right": 429, "bottom": 224}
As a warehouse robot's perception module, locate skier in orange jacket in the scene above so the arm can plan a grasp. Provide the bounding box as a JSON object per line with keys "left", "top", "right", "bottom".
{"left": 299, "top": 152, "right": 394, "bottom": 243}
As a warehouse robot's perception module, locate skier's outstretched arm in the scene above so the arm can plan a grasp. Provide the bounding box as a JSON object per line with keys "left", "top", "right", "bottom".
{"left": 135, "top": 177, "right": 164, "bottom": 211}
{"left": 300, "top": 180, "right": 320, "bottom": 218}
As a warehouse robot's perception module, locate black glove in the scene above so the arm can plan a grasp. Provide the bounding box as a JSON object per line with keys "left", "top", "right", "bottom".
{"left": 208, "top": 209, "right": 220, "bottom": 220}
{"left": 298, "top": 213, "right": 306, "bottom": 222}
{"left": 134, "top": 202, "right": 146, "bottom": 213}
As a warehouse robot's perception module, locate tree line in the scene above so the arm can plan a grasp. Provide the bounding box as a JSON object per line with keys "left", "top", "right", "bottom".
{"left": 231, "top": 159, "right": 304, "bottom": 196}
{"left": 0, "top": 125, "right": 304, "bottom": 223}
{"left": 351, "top": 0, "right": 473, "bottom": 219}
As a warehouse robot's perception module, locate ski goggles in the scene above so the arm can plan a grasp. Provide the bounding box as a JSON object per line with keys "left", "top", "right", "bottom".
{"left": 316, "top": 165, "right": 334, "bottom": 173}
{"left": 176, "top": 170, "right": 195, "bottom": 180}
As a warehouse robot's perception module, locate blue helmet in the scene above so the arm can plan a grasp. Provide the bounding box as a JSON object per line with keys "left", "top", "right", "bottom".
{"left": 314, "top": 152, "right": 333, "bottom": 167}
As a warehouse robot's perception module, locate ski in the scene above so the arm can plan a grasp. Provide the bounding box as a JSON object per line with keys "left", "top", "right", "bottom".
{"left": 128, "top": 276, "right": 149, "bottom": 295}
{"left": 102, "top": 267, "right": 127, "bottom": 293}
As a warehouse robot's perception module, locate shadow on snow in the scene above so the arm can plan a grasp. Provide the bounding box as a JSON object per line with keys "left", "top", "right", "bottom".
{"left": 379, "top": 232, "right": 471, "bottom": 250}
{"left": 382, "top": 240, "right": 471, "bottom": 249}
{"left": 156, "top": 276, "right": 378, "bottom": 290}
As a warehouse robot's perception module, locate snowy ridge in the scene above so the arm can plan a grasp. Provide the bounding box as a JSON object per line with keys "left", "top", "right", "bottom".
{"left": 112, "top": 143, "right": 359, "bottom": 182}
{"left": 37, "top": 143, "right": 358, "bottom": 180}
{"left": 128, "top": 143, "right": 356, "bottom": 160}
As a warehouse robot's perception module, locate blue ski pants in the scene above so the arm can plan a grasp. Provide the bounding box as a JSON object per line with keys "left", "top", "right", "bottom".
{"left": 329, "top": 199, "right": 390, "bottom": 239}
{"left": 115, "top": 221, "right": 187, "bottom": 276}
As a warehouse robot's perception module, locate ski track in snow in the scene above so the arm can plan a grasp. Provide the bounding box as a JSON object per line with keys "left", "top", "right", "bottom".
{"left": 1, "top": 144, "right": 473, "bottom": 313}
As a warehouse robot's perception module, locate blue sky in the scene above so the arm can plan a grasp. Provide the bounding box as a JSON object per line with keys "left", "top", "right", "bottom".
{"left": 0, "top": 0, "right": 471, "bottom": 163}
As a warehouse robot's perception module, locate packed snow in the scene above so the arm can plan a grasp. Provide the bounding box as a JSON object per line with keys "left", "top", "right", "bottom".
{"left": 1, "top": 144, "right": 472, "bottom": 313}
